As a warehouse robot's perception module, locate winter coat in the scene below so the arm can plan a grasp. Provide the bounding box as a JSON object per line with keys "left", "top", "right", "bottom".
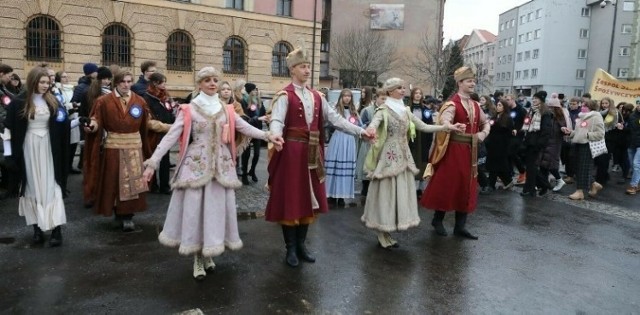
{"left": 131, "top": 75, "right": 149, "bottom": 96}
{"left": 570, "top": 111, "right": 605, "bottom": 144}
{"left": 539, "top": 113, "right": 566, "bottom": 170}
{"left": 627, "top": 110, "right": 640, "bottom": 149}
{"left": 486, "top": 113, "right": 514, "bottom": 173}
{"left": 71, "top": 76, "right": 92, "bottom": 117}
{"left": 4, "top": 95, "right": 70, "bottom": 196}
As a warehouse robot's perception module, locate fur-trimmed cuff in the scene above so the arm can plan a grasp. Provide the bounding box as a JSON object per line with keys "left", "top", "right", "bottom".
{"left": 143, "top": 157, "right": 160, "bottom": 170}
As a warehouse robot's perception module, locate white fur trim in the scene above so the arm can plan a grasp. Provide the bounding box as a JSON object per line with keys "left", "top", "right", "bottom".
{"left": 143, "top": 157, "right": 160, "bottom": 171}
{"left": 361, "top": 216, "right": 421, "bottom": 233}
{"left": 158, "top": 231, "right": 181, "bottom": 247}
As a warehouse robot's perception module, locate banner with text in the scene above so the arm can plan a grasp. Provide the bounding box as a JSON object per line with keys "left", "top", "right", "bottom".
{"left": 589, "top": 68, "right": 640, "bottom": 105}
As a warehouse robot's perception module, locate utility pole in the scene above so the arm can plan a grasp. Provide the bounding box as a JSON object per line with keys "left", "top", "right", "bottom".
{"left": 311, "top": 0, "right": 318, "bottom": 88}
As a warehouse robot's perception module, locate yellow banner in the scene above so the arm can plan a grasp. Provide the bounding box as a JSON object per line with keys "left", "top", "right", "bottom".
{"left": 589, "top": 68, "right": 640, "bottom": 105}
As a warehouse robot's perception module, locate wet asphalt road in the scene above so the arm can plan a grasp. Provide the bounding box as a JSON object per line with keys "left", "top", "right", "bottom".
{"left": 1, "top": 151, "right": 640, "bottom": 314}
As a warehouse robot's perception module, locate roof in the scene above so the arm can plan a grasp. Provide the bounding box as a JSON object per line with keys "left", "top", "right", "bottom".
{"left": 476, "top": 29, "right": 496, "bottom": 43}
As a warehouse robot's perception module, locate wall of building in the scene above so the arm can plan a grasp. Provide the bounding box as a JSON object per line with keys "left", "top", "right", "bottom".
{"left": 253, "top": 0, "right": 322, "bottom": 22}
{"left": 630, "top": 0, "right": 640, "bottom": 80}
{"left": 327, "top": 0, "right": 445, "bottom": 94}
{"left": 586, "top": 0, "right": 636, "bottom": 87}
{"left": 0, "top": 0, "right": 321, "bottom": 97}
{"left": 494, "top": 7, "right": 519, "bottom": 94}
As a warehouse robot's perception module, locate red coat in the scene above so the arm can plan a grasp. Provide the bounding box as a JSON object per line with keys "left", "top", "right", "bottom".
{"left": 265, "top": 84, "right": 328, "bottom": 222}
{"left": 420, "top": 94, "right": 481, "bottom": 213}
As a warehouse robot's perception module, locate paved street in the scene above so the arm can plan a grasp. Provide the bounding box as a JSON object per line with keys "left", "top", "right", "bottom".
{"left": 1, "top": 148, "right": 640, "bottom": 314}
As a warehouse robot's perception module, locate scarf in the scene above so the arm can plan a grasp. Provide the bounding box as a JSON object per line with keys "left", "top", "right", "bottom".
{"left": 192, "top": 92, "right": 222, "bottom": 116}
{"left": 147, "top": 85, "right": 168, "bottom": 103}
{"left": 524, "top": 105, "right": 542, "bottom": 132}
{"left": 385, "top": 97, "right": 406, "bottom": 116}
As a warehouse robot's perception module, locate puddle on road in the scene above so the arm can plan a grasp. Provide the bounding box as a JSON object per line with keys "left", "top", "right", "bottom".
{"left": 0, "top": 237, "right": 16, "bottom": 245}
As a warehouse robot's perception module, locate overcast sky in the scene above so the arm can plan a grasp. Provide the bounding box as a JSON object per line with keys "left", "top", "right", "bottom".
{"left": 442, "top": 0, "right": 531, "bottom": 42}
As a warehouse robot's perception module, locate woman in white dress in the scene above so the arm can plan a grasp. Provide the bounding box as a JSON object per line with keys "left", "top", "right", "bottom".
{"left": 361, "top": 78, "right": 464, "bottom": 248}
{"left": 143, "top": 67, "right": 284, "bottom": 280}
{"left": 4, "top": 67, "right": 70, "bottom": 246}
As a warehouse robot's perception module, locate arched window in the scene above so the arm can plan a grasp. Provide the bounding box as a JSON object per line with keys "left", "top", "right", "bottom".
{"left": 167, "top": 31, "right": 193, "bottom": 71}
{"left": 26, "top": 15, "right": 62, "bottom": 62}
{"left": 272, "top": 41, "right": 291, "bottom": 77}
{"left": 223, "top": 37, "right": 246, "bottom": 74}
{"left": 102, "top": 24, "right": 132, "bottom": 67}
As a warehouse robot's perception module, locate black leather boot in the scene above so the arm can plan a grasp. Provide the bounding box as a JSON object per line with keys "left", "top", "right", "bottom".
{"left": 248, "top": 169, "right": 258, "bottom": 182}
{"left": 296, "top": 224, "right": 316, "bottom": 263}
{"left": 454, "top": 211, "right": 478, "bottom": 240}
{"left": 49, "top": 226, "right": 62, "bottom": 247}
{"left": 32, "top": 225, "right": 45, "bottom": 245}
{"left": 281, "top": 225, "right": 299, "bottom": 267}
{"left": 431, "top": 211, "right": 448, "bottom": 236}
{"left": 241, "top": 174, "right": 250, "bottom": 185}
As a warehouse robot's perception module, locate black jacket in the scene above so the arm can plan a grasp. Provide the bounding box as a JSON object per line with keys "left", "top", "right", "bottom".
{"left": 522, "top": 109, "right": 553, "bottom": 151}
{"left": 242, "top": 100, "right": 266, "bottom": 130}
{"left": 131, "top": 75, "right": 148, "bottom": 96}
{"left": 5, "top": 95, "right": 70, "bottom": 196}
{"left": 72, "top": 76, "right": 92, "bottom": 117}
{"left": 627, "top": 110, "right": 640, "bottom": 149}
{"left": 143, "top": 93, "right": 175, "bottom": 125}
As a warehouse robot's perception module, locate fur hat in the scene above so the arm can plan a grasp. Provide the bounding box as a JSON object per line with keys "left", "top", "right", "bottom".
{"left": 286, "top": 47, "right": 310, "bottom": 68}
{"left": 245, "top": 83, "right": 257, "bottom": 94}
{"left": 96, "top": 66, "right": 112, "bottom": 80}
{"left": 454, "top": 66, "right": 475, "bottom": 82}
{"left": 547, "top": 98, "right": 561, "bottom": 108}
{"left": 533, "top": 90, "right": 548, "bottom": 102}
{"left": 83, "top": 63, "right": 98, "bottom": 76}
{"left": 382, "top": 77, "right": 405, "bottom": 93}
{"left": 196, "top": 66, "right": 220, "bottom": 83}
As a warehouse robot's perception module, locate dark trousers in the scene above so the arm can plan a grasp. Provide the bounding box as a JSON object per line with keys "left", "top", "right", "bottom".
{"left": 477, "top": 165, "right": 489, "bottom": 188}
{"left": 241, "top": 139, "right": 261, "bottom": 175}
{"left": 593, "top": 153, "right": 610, "bottom": 185}
{"left": 540, "top": 167, "right": 561, "bottom": 181}
{"left": 361, "top": 180, "right": 370, "bottom": 196}
{"left": 561, "top": 142, "right": 576, "bottom": 177}
{"left": 523, "top": 147, "right": 548, "bottom": 192}
{"left": 509, "top": 137, "right": 526, "bottom": 174}
{"left": 612, "top": 143, "right": 630, "bottom": 177}
{"left": 488, "top": 171, "right": 512, "bottom": 188}
{"left": 69, "top": 143, "right": 78, "bottom": 169}
{"left": 157, "top": 152, "right": 171, "bottom": 191}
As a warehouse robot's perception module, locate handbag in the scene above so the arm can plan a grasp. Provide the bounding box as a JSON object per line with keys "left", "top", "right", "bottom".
{"left": 589, "top": 138, "right": 608, "bottom": 158}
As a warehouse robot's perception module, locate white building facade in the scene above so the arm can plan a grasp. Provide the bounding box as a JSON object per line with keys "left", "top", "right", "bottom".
{"left": 494, "top": 0, "right": 591, "bottom": 97}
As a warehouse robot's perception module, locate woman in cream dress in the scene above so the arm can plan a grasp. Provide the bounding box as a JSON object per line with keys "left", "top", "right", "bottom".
{"left": 362, "top": 78, "right": 464, "bottom": 248}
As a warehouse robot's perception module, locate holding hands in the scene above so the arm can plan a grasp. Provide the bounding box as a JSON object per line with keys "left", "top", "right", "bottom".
{"left": 143, "top": 167, "right": 154, "bottom": 183}
{"left": 445, "top": 122, "right": 466, "bottom": 133}
{"left": 363, "top": 128, "right": 377, "bottom": 142}
{"left": 268, "top": 134, "right": 285, "bottom": 151}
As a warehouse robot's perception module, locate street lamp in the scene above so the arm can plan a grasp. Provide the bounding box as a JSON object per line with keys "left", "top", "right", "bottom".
{"left": 602, "top": 0, "right": 618, "bottom": 73}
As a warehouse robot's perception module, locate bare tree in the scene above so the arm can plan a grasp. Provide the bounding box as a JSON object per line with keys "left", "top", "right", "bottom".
{"left": 466, "top": 61, "right": 494, "bottom": 96}
{"left": 403, "top": 32, "right": 461, "bottom": 97}
{"left": 331, "top": 26, "right": 398, "bottom": 88}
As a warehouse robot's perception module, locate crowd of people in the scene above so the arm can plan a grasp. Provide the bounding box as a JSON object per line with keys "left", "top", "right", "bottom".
{"left": 1, "top": 47, "right": 639, "bottom": 280}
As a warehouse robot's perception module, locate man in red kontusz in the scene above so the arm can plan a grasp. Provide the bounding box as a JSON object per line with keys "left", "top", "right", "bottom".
{"left": 266, "top": 46, "right": 374, "bottom": 267}
{"left": 420, "top": 66, "right": 490, "bottom": 240}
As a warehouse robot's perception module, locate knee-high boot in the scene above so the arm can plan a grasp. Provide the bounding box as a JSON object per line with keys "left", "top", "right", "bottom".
{"left": 431, "top": 211, "right": 447, "bottom": 236}
{"left": 454, "top": 211, "right": 478, "bottom": 240}
{"left": 296, "top": 224, "right": 315, "bottom": 263}
{"left": 281, "top": 225, "right": 299, "bottom": 267}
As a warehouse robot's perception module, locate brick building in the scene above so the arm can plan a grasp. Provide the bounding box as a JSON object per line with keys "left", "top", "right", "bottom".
{"left": 0, "top": 0, "right": 322, "bottom": 97}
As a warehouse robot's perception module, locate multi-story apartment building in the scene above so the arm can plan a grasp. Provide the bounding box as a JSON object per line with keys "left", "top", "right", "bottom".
{"left": 494, "top": 0, "right": 591, "bottom": 97}
{"left": 320, "top": 0, "right": 445, "bottom": 92}
{"left": 0, "top": 0, "right": 322, "bottom": 96}
{"left": 462, "top": 29, "right": 497, "bottom": 96}
{"left": 494, "top": 7, "right": 519, "bottom": 95}
{"left": 586, "top": 0, "right": 638, "bottom": 84}
{"left": 494, "top": 0, "right": 640, "bottom": 98}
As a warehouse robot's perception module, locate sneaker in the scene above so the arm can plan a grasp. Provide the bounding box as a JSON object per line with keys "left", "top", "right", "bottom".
{"left": 516, "top": 173, "right": 526, "bottom": 185}
{"left": 552, "top": 179, "right": 566, "bottom": 192}
{"left": 122, "top": 220, "right": 135, "bottom": 232}
{"left": 626, "top": 186, "right": 638, "bottom": 195}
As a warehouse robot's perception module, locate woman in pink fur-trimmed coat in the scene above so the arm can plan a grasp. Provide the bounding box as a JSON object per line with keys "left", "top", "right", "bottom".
{"left": 143, "top": 67, "right": 283, "bottom": 280}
